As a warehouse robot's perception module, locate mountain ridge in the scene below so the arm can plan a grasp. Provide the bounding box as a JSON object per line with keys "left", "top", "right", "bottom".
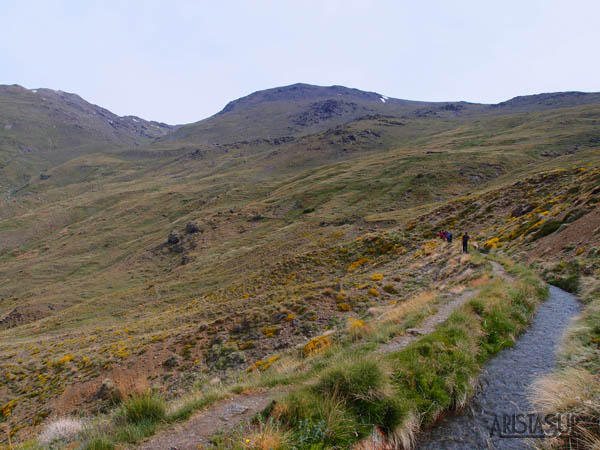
{"left": 163, "top": 83, "right": 600, "bottom": 145}
{"left": 2, "top": 82, "right": 600, "bottom": 192}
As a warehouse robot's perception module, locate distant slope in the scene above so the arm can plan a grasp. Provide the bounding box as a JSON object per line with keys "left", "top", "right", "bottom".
{"left": 491, "top": 91, "right": 600, "bottom": 112}
{"left": 3, "top": 82, "right": 599, "bottom": 193}
{"left": 162, "top": 84, "right": 600, "bottom": 145}
{"left": 164, "top": 83, "right": 483, "bottom": 144}
{"left": 0, "top": 84, "right": 172, "bottom": 192}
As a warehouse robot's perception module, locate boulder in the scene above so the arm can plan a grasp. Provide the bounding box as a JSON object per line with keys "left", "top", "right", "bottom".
{"left": 406, "top": 328, "right": 423, "bottom": 336}
{"left": 185, "top": 221, "right": 201, "bottom": 234}
{"left": 510, "top": 204, "right": 534, "bottom": 218}
{"left": 96, "top": 378, "right": 122, "bottom": 403}
{"left": 163, "top": 356, "right": 178, "bottom": 369}
{"left": 167, "top": 230, "right": 180, "bottom": 245}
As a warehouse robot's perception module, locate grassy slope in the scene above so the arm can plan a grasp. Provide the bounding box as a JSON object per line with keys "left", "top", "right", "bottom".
{"left": 0, "top": 85, "right": 171, "bottom": 193}
{"left": 0, "top": 99, "right": 599, "bottom": 442}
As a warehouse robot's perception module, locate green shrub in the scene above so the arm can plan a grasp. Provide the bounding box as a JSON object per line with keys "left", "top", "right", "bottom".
{"left": 121, "top": 391, "right": 166, "bottom": 424}
{"left": 113, "top": 419, "right": 157, "bottom": 443}
{"left": 549, "top": 275, "right": 580, "bottom": 293}
{"left": 531, "top": 220, "right": 561, "bottom": 241}
{"left": 383, "top": 284, "right": 398, "bottom": 294}
{"left": 563, "top": 208, "right": 586, "bottom": 223}
{"left": 277, "top": 388, "right": 361, "bottom": 447}
{"left": 316, "top": 358, "right": 406, "bottom": 432}
{"left": 479, "top": 304, "right": 517, "bottom": 355}
{"left": 82, "top": 437, "right": 115, "bottom": 450}
{"left": 316, "top": 358, "right": 386, "bottom": 401}
{"left": 388, "top": 311, "right": 480, "bottom": 422}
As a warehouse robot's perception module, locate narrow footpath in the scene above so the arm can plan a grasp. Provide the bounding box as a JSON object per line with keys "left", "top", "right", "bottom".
{"left": 139, "top": 261, "right": 509, "bottom": 449}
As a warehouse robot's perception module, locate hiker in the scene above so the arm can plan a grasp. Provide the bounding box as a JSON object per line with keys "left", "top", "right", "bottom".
{"left": 439, "top": 230, "right": 445, "bottom": 240}
{"left": 442, "top": 231, "right": 447, "bottom": 241}
{"left": 447, "top": 232, "right": 453, "bottom": 243}
{"left": 462, "top": 232, "right": 470, "bottom": 253}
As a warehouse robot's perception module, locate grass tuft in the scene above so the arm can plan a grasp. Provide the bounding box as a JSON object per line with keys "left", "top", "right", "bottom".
{"left": 119, "top": 391, "right": 166, "bottom": 425}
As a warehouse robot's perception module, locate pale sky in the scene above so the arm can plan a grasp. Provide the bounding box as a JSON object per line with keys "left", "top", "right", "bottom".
{"left": 1, "top": 0, "right": 599, "bottom": 124}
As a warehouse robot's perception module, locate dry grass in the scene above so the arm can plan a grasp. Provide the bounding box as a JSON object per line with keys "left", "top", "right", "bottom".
{"left": 242, "top": 420, "right": 292, "bottom": 449}
{"left": 531, "top": 368, "right": 599, "bottom": 414}
{"left": 469, "top": 274, "right": 490, "bottom": 288}
{"left": 38, "top": 416, "right": 86, "bottom": 444}
{"left": 531, "top": 368, "right": 600, "bottom": 449}
{"left": 380, "top": 290, "right": 437, "bottom": 325}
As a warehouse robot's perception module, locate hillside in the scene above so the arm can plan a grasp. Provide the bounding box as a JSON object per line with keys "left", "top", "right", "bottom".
{"left": 0, "top": 84, "right": 172, "bottom": 194}
{"left": 164, "top": 83, "right": 600, "bottom": 145}
{"left": 0, "top": 83, "right": 599, "bottom": 446}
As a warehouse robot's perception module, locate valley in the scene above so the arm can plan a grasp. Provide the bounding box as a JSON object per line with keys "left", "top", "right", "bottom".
{"left": 0, "top": 83, "right": 598, "bottom": 448}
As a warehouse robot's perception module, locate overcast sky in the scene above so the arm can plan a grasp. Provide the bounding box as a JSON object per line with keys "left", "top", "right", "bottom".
{"left": 1, "top": 0, "right": 599, "bottom": 124}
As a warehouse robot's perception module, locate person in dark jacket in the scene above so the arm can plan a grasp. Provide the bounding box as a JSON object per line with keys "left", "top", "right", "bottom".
{"left": 462, "top": 232, "right": 470, "bottom": 253}
{"left": 447, "top": 232, "right": 453, "bottom": 243}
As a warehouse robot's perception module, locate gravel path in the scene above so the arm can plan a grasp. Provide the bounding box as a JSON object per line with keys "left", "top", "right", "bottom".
{"left": 137, "top": 388, "right": 286, "bottom": 450}
{"left": 416, "top": 285, "right": 580, "bottom": 450}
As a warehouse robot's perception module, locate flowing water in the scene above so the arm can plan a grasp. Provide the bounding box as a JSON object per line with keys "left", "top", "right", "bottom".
{"left": 417, "top": 285, "right": 580, "bottom": 450}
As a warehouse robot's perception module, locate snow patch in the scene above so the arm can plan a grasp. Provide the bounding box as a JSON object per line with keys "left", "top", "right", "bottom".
{"left": 132, "top": 118, "right": 139, "bottom": 123}
{"left": 31, "top": 89, "right": 37, "bottom": 94}
{"left": 380, "top": 97, "right": 386, "bottom": 103}
{"left": 382, "top": 95, "right": 389, "bottom": 100}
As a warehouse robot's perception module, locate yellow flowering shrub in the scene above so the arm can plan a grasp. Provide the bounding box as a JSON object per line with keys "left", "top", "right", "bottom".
{"left": 1, "top": 399, "right": 17, "bottom": 418}
{"left": 303, "top": 335, "right": 332, "bottom": 356}
{"left": 55, "top": 355, "right": 73, "bottom": 366}
{"left": 371, "top": 273, "right": 383, "bottom": 281}
{"left": 261, "top": 326, "right": 279, "bottom": 338}
{"left": 484, "top": 237, "right": 500, "bottom": 249}
{"left": 347, "top": 317, "right": 364, "bottom": 332}
{"left": 348, "top": 258, "right": 372, "bottom": 271}
{"left": 247, "top": 355, "right": 280, "bottom": 372}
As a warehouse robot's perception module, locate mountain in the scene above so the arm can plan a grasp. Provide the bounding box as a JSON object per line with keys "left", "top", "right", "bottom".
{"left": 491, "top": 91, "right": 600, "bottom": 112}
{"left": 164, "top": 83, "right": 600, "bottom": 145}
{"left": 0, "top": 84, "right": 172, "bottom": 192}
{"left": 164, "top": 83, "right": 484, "bottom": 144}
{"left": 0, "top": 82, "right": 599, "bottom": 444}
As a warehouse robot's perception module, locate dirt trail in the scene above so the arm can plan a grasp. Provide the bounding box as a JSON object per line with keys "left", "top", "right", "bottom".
{"left": 416, "top": 284, "right": 580, "bottom": 450}
{"left": 379, "top": 261, "right": 509, "bottom": 354}
{"left": 138, "top": 261, "right": 508, "bottom": 449}
{"left": 138, "top": 388, "right": 287, "bottom": 450}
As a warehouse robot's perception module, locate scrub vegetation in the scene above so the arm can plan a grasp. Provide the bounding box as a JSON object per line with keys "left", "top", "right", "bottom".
{"left": 0, "top": 83, "right": 599, "bottom": 447}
